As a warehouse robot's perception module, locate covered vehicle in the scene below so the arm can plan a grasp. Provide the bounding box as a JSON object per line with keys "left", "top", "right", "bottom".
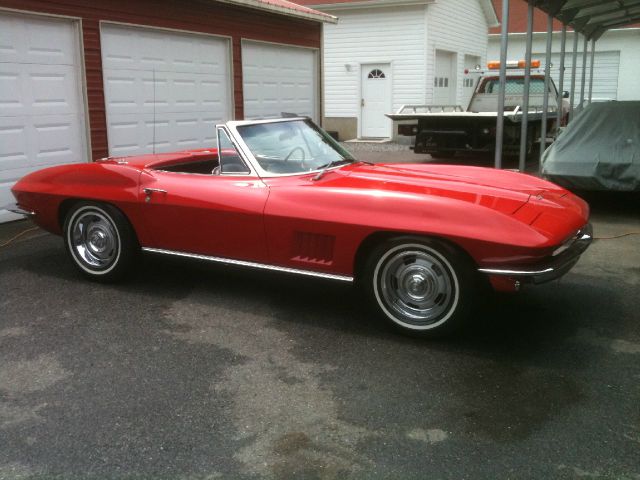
{"left": 542, "top": 101, "right": 640, "bottom": 191}
{"left": 6, "top": 118, "right": 592, "bottom": 337}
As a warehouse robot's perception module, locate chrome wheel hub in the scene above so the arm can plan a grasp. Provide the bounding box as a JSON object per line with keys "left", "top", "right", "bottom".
{"left": 378, "top": 247, "right": 456, "bottom": 324}
{"left": 71, "top": 210, "right": 119, "bottom": 269}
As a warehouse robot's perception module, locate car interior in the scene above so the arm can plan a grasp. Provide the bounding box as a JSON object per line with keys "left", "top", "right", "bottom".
{"left": 154, "top": 152, "right": 249, "bottom": 175}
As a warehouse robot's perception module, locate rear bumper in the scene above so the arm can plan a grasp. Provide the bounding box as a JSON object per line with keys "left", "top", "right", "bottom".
{"left": 2, "top": 202, "right": 35, "bottom": 217}
{"left": 478, "top": 224, "right": 593, "bottom": 285}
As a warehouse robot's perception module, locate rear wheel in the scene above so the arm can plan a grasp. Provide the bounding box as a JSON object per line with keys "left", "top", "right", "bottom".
{"left": 361, "top": 236, "right": 477, "bottom": 337}
{"left": 63, "top": 202, "right": 138, "bottom": 282}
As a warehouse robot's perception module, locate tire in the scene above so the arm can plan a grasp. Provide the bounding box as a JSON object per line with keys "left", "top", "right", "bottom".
{"left": 360, "top": 236, "right": 477, "bottom": 338}
{"left": 63, "top": 202, "right": 138, "bottom": 282}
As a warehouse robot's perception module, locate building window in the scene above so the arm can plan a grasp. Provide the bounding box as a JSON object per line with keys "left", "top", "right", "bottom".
{"left": 368, "top": 69, "right": 386, "bottom": 79}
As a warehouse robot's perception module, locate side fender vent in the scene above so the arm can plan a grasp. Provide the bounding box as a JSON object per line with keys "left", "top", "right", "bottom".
{"left": 292, "top": 231, "right": 335, "bottom": 265}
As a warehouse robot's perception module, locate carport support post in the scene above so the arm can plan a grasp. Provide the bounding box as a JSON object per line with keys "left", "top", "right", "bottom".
{"left": 557, "top": 25, "right": 567, "bottom": 128}
{"left": 539, "top": 13, "right": 553, "bottom": 168}
{"left": 579, "top": 35, "right": 588, "bottom": 111}
{"left": 569, "top": 31, "right": 579, "bottom": 122}
{"left": 588, "top": 38, "right": 596, "bottom": 103}
{"left": 518, "top": 1, "right": 534, "bottom": 172}
{"left": 494, "top": 0, "right": 510, "bottom": 169}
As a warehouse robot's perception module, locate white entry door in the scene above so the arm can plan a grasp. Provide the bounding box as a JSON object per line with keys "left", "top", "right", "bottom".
{"left": 360, "top": 64, "right": 391, "bottom": 138}
{"left": 101, "top": 24, "right": 232, "bottom": 156}
{"left": 0, "top": 12, "right": 87, "bottom": 223}
{"left": 434, "top": 50, "right": 456, "bottom": 105}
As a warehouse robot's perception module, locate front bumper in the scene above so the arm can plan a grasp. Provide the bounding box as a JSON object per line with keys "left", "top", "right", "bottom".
{"left": 2, "top": 202, "right": 35, "bottom": 217}
{"left": 478, "top": 224, "right": 593, "bottom": 285}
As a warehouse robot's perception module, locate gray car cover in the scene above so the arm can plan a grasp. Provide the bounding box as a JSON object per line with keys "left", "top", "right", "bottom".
{"left": 542, "top": 101, "right": 640, "bottom": 191}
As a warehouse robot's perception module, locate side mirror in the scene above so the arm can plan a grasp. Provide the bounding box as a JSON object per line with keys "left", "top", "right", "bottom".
{"left": 563, "top": 91, "right": 570, "bottom": 99}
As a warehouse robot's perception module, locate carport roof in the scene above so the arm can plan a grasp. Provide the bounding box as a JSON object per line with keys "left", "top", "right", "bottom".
{"left": 526, "top": 0, "right": 640, "bottom": 39}
{"left": 215, "top": 0, "right": 337, "bottom": 22}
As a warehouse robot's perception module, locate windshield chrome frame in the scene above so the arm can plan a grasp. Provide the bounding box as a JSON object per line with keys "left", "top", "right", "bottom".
{"left": 214, "top": 125, "right": 257, "bottom": 177}
{"left": 219, "top": 117, "right": 354, "bottom": 178}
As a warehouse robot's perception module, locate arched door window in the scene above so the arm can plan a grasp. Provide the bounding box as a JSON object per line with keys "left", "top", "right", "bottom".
{"left": 367, "top": 69, "right": 386, "bottom": 79}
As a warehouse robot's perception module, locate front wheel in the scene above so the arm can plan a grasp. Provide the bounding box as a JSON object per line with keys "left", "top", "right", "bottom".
{"left": 63, "top": 202, "right": 138, "bottom": 282}
{"left": 361, "top": 237, "right": 477, "bottom": 337}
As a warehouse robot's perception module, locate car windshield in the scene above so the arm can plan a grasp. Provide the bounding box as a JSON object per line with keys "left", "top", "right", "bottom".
{"left": 236, "top": 119, "right": 355, "bottom": 174}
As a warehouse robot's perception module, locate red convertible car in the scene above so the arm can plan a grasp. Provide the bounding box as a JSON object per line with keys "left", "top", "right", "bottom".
{"left": 6, "top": 118, "right": 592, "bottom": 337}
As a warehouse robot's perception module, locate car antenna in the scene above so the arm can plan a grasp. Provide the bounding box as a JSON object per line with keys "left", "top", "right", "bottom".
{"left": 152, "top": 68, "right": 156, "bottom": 155}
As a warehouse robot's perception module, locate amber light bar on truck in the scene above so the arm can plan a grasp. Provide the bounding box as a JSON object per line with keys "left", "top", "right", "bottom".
{"left": 487, "top": 59, "right": 540, "bottom": 70}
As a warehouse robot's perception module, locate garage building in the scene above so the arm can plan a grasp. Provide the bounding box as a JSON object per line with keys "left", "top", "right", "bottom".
{"left": 0, "top": 0, "right": 333, "bottom": 222}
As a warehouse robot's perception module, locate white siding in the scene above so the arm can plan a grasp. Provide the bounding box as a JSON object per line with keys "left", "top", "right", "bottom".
{"left": 426, "top": 0, "right": 489, "bottom": 105}
{"left": 488, "top": 29, "right": 640, "bottom": 102}
{"left": 322, "top": 6, "right": 427, "bottom": 118}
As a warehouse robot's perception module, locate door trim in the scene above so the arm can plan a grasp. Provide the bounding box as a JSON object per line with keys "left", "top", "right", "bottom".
{"left": 142, "top": 247, "right": 354, "bottom": 282}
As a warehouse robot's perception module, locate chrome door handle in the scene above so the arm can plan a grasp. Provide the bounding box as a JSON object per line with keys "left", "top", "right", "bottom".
{"left": 143, "top": 188, "right": 167, "bottom": 195}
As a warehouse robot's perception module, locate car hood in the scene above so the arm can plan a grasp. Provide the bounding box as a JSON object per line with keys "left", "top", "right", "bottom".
{"left": 319, "top": 162, "right": 562, "bottom": 216}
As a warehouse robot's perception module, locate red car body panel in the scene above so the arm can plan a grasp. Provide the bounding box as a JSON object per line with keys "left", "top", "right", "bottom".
{"left": 10, "top": 148, "right": 590, "bottom": 286}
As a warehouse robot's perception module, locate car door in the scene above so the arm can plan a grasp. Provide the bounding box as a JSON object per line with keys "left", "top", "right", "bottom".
{"left": 138, "top": 128, "right": 269, "bottom": 263}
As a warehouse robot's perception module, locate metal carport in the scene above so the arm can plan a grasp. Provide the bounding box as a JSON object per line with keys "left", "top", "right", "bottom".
{"left": 494, "top": 0, "right": 640, "bottom": 171}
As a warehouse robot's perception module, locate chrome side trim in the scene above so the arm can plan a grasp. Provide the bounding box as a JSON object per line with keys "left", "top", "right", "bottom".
{"left": 2, "top": 202, "right": 35, "bottom": 217}
{"left": 141, "top": 247, "right": 354, "bottom": 283}
{"left": 477, "top": 267, "right": 554, "bottom": 276}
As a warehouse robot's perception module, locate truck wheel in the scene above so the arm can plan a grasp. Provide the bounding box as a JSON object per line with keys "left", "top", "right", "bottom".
{"left": 361, "top": 236, "right": 477, "bottom": 338}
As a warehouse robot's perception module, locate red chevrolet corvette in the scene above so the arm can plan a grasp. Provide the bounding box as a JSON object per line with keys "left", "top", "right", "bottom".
{"left": 6, "top": 118, "right": 592, "bottom": 337}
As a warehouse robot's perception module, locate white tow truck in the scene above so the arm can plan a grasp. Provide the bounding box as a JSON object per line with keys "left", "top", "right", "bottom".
{"left": 386, "top": 60, "right": 568, "bottom": 158}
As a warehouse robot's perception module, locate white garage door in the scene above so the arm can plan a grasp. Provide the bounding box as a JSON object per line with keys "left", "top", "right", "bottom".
{"left": 533, "top": 50, "right": 620, "bottom": 105}
{"left": 101, "top": 24, "right": 232, "bottom": 156}
{"left": 242, "top": 41, "right": 317, "bottom": 121}
{"left": 0, "top": 12, "right": 87, "bottom": 223}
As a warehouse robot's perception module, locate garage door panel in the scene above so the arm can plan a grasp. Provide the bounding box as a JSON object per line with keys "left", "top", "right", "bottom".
{"left": 0, "top": 117, "right": 29, "bottom": 172}
{"left": 0, "top": 13, "right": 77, "bottom": 65}
{"left": 242, "top": 42, "right": 317, "bottom": 120}
{"left": 104, "top": 70, "right": 229, "bottom": 115}
{"left": 101, "top": 24, "right": 228, "bottom": 74}
{"left": 0, "top": 114, "right": 84, "bottom": 169}
{"left": 102, "top": 24, "right": 231, "bottom": 155}
{"left": 33, "top": 116, "right": 84, "bottom": 166}
{"left": 107, "top": 113, "right": 217, "bottom": 155}
{"left": 1, "top": 63, "right": 81, "bottom": 116}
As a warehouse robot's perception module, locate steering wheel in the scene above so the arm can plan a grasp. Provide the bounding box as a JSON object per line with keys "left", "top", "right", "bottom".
{"left": 284, "top": 146, "right": 305, "bottom": 162}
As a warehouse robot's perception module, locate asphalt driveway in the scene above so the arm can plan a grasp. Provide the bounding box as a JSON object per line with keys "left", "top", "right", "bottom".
{"left": 1, "top": 192, "right": 639, "bottom": 479}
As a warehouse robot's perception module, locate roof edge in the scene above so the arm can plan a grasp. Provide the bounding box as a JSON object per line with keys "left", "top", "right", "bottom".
{"left": 480, "top": 0, "right": 500, "bottom": 28}
{"left": 215, "top": 0, "right": 338, "bottom": 23}
{"left": 488, "top": 26, "right": 640, "bottom": 37}
{"left": 306, "top": 0, "right": 434, "bottom": 12}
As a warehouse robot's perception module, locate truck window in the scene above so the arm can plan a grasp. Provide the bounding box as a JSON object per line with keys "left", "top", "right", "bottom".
{"left": 482, "top": 78, "right": 547, "bottom": 94}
